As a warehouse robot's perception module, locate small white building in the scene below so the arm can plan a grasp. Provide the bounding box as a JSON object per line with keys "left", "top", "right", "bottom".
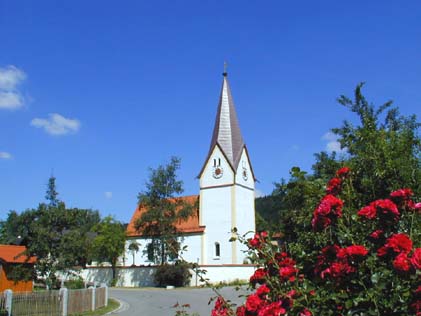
{"left": 125, "top": 72, "right": 256, "bottom": 266}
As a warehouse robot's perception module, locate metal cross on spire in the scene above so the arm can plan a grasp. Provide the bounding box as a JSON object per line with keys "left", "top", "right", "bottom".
{"left": 223, "top": 61, "right": 228, "bottom": 77}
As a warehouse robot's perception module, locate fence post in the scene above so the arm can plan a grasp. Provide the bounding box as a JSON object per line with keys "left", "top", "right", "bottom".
{"left": 101, "top": 283, "right": 108, "bottom": 306}
{"left": 4, "top": 289, "right": 12, "bottom": 316}
{"left": 59, "top": 287, "right": 68, "bottom": 316}
{"left": 89, "top": 286, "right": 95, "bottom": 311}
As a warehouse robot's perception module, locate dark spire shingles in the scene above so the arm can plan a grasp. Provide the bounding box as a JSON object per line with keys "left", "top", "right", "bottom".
{"left": 208, "top": 74, "right": 245, "bottom": 171}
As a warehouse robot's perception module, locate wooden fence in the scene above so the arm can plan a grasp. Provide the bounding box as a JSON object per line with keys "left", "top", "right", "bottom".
{"left": 1, "top": 285, "right": 108, "bottom": 316}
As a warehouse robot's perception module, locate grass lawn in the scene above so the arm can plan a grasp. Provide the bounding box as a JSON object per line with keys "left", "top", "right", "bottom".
{"left": 70, "top": 298, "right": 120, "bottom": 316}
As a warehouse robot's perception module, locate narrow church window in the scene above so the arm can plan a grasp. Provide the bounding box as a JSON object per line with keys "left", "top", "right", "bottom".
{"left": 213, "top": 159, "right": 216, "bottom": 167}
{"left": 147, "top": 243, "right": 154, "bottom": 262}
{"left": 218, "top": 158, "right": 221, "bottom": 166}
{"left": 215, "top": 242, "right": 220, "bottom": 258}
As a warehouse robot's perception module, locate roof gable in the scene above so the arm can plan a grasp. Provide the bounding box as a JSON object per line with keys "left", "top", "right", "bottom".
{"left": 0, "top": 245, "right": 36, "bottom": 264}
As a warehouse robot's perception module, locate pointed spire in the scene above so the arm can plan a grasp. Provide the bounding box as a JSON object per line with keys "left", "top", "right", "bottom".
{"left": 208, "top": 71, "right": 245, "bottom": 170}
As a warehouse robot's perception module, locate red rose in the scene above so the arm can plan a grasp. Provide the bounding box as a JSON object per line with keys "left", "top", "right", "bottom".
{"left": 411, "top": 248, "right": 421, "bottom": 270}
{"left": 358, "top": 199, "right": 400, "bottom": 221}
{"left": 369, "top": 230, "right": 384, "bottom": 240}
{"left": 211, "top": 297, "right": 229, "bottom": 316}
{"left": 336, "top": 167, "right": 350, "bottom": 178}
{"left": 286, "top": 289, "right": 298, "bottom": 298}
{"left": 373, "top": 199, "right": 400, "bottom": 220}
{"left": 246, "top": 294, "right": 263, "bottom": 313}
{"left": 345, "top": 245, "right": 369, "bottom": 258}
{"left": 312, "top": 195, "right": 343, "bottom": 230}
{"left": 257, "top": 301, "right": 286, "bottom": 316}
{"left": 250, "top": 268, "right": 267, "bottom": 286}
{"left": 256, "top": 284, "right": 270, "bottom": 297}
{"left": 300, "top": 308, "right": 312, "bottom": 316}
{"left": 337, "top": 245, "right": 368, "bottom": 263}
{"left": 390, "top": 188, "right": 413, "bottom": 200}
{"left": 260, "top": 231, "right": 269, "bottom": 238}
{"left": 393, "top": 253, "right": 412, "bottom": 272}
{"left": 279, "top": 266, "right": 298, "bottom": 282}
{"left": 329, "top": 261, "right": 355, "bottom": 278}
{"left": 274, "top": 252, "right": 288, "bottom": 262}
{"left": 236, "top": 306, "right": 246, "bottom": 316}
{"left": 378, "top": 233, "right": 413, "bottom": 257}
{"left": 326, "top": 177, "right": 342, "bottom": 195}
{"left": 248, "top": 232, "right": 268, "bottom": 249}
{"left": 386, "top": 233, "right": 413, "bottom": 254}
{"left": 358, "top": 205, "right": 377, "bottom": 219}
{"left": 278, "top": 257, "right": 296, "bottom": 267}
{"left": 248, "top": 234, "right": 261, "bottom": 248}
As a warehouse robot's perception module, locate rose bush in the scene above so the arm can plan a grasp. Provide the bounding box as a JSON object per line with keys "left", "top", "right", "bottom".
{"left": 211, "top": 167, "right": 420, "bottom": 316}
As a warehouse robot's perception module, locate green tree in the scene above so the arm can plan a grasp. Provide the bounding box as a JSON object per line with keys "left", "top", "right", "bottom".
{"left": 45, "top": 175, "right": 60, "bottom": 207}
{"left": 0, "top": 176, "right": 101, "bottom": 287}
{"left": 128, "top": 240, "right": 140, "bottom": 266}
{"left": 333, "top": 83, "right": 421, "bottom": 208}
{"left": 261, "top": 84, "right": 420, "bottom": 248}
{"left": 135, "top": 157, "right": 194, "bottom": 265}
{"left": 91, "top": 216, "right": 126, "bottom": 283}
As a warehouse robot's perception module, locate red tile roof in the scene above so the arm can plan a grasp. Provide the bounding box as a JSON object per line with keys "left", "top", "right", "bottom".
{"left": 126, "top": 195, "right": 205, "bottom": 237}
{"left": 0, "top": 245, "right": 36, "bottom": 264}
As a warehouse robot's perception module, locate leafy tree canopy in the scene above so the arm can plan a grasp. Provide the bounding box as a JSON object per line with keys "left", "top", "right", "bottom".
{"left": 90, "top": 216, "right": 126, "bottom": 282}
{"left": 135, "top": 156, "right": 195, "bottom": 265}
{"left": 0, "top": 176, "right": 100, "bottom": 287}
{"left": 256, "top": 84, "right": 421, "bottom": 240}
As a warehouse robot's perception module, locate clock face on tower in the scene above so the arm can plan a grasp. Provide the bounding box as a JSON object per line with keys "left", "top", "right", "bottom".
{"left": 242, "top": 168, "right": 248, "bottom": 181}
{"left": 241, "top": 161, "right": 248, "bottom": 181}
{"left": 212, "top": 166, "right": 224, "bottom": 179}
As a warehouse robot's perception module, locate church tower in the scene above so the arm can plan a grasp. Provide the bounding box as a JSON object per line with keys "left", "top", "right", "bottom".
{"left": 198, "top": 71, "right": 256, "bottom": 264}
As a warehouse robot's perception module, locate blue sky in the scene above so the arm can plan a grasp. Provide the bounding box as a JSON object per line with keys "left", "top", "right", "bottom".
{"left": 1, "top": 1, "right": 420, "bottom": 223}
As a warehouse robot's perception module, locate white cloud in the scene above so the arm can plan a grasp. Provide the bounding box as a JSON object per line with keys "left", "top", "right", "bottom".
{"left": 31, "top": 113, "right": 81, "bottom": 136}
{"left": 322, "top": 132, "right": 347, "bottom": 154}
{"left": 0, "top": 65, "right": 26, "bottom": 110}
{"left": 0, "top": 65, "right": 26, "bottom": 90}
{"left": 105, "top": 192, "right": 113, "bottom": 199}
{"left": 0, "top": 91, "right": 24, "bottom": 109}
{"left": 0, "top": 152, "right": 12, "bottom": 159}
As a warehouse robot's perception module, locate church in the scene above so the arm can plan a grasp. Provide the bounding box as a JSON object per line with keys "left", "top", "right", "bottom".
{"left": 125, "top": 71, "right": 256, "bottom": 266}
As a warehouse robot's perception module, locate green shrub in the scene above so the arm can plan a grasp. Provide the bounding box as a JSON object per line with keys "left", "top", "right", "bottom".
{"left": 64, "top": 277, "right": 85, "bottom": 289}
{"left": 154, "top": 262, "right": 192, "bottom": 287}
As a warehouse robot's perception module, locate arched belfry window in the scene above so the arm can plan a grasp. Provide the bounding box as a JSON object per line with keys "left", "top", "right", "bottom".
{"left": 213, "top": 158, "right": 221, "bottom": 167}
{"left": 215, "top": 242, "right": 220, "bottom": 258}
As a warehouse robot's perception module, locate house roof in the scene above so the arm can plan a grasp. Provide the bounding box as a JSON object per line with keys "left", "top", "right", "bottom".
{"left": 126, "top": 195, "right": 205, "bottom": 237}
{"left": 0, "top": 245, "right": 36, "bottom": 264}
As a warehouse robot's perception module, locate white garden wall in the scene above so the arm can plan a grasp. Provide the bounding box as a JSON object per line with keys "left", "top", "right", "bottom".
{"left": 79, "top": 265, "right": 256, "bottom": 287}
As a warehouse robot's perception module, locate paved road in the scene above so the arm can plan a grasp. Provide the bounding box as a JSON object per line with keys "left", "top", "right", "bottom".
{"left": 109, "top": 287, "right": 250, "bottom": 316}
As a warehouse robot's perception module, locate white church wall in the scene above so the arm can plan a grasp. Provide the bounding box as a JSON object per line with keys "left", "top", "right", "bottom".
{"left": 234, "top": 186, "right": 256, "bottom": 263}
{"left": 124, "top": 234, "right": 203, "bottom": 266}
{"left": 179, "top": 234, "right": 202, "bottom": 263}
{"left": 200, "top": 186, "right": 234, "bottom": 264}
